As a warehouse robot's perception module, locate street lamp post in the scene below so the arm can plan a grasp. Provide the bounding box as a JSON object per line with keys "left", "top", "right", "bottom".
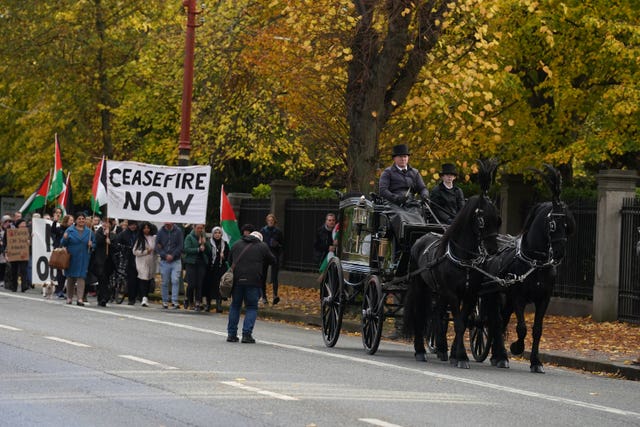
{"left": 178, "top": 0, "right": 199, "bottom": 166}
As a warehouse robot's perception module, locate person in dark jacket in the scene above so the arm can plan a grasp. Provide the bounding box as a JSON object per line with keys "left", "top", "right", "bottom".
{"left": 378, "top": 144, "right": 429, "bottom": 205}
{"left": 112, "top": 220, "right": 139, "bottom": 305}
{"left": 429, "top": 163, "right": 465, "bottom": 225}
{"left": 260, "top": 213, "right": 284, "bottom": 305}
{"left": 313, "top": 213, "right": 337, "bottom": 267}
{"left": 226, "top": 230, "right": 276, "bottom": 343}
{"left": 92, "top": 218, "right": 115, "bottom": 307}
{"left": 156, "top": 222, "right": 184, "bottom": 309}
{"left": 183, "top": 223, "right": 211, "bottom": 312}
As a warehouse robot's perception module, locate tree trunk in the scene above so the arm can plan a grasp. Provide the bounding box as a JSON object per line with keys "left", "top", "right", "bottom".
{"left": 345, "top": 0, "right": 454, "bottom": 192}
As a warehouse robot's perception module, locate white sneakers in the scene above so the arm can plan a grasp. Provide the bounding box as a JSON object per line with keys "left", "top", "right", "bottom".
{"left": 141, "top": 296, "right": 148, "bottom": 307}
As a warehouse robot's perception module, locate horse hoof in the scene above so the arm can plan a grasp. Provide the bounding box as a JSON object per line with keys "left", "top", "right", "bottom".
{"left": 530, "top": 365, "right": 545, "bottom": 374}
{"left": 415, "top": 352, "right": 427, "bottom": 362}
{"left": 510, "top": 342, "right": 525, "bottom": 356}
{"left": 456, "top": 360, "right": 471, "bottom": 369}
{"left": 437, "top": 352, "right": 449, "bottom": 362}
{"left": 496, "top": 360, "right": 510, "bottom": 369}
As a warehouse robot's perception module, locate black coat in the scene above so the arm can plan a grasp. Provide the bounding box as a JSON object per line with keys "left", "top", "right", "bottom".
{"left": 429, "top": 182, "right": 465, "bottom": 224}
{"left": 229, "top": 235, "right": 276, "bottom": 287}
{"left": 313, "top": 225, "right": 334, "bottom": 264}
{"left": 379, "top": 165, "right": 429, "bottom": 204}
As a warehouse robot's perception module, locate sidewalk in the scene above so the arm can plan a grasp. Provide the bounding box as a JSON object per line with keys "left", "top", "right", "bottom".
{"left": 256, "top": 283, "right": 640, "bottom": 381}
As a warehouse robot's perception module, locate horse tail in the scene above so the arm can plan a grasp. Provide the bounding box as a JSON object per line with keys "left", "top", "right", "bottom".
{"left": 402, "top": 271, "right": 430, "bottom": 338}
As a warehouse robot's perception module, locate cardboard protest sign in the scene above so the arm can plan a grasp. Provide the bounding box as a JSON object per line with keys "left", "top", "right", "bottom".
{"left": 6, "top": 228, "right": 30, "bottom": 262}
{"left": 106, "top": 161, "right": 211, "bottom": 224}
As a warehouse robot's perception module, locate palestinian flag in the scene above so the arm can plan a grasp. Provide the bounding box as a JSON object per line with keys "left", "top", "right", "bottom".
{"left": 220, "top": 185, "right": 241, "bottom": 247}
{"left": 90, "top": 156, "right": 107, "bottom": 214}
{"left": 46, "top": 134, "right": 65, "bottom": 201}
{"left": 19, "top": 171, "right": 51, "bottom": 214}
{"left": 319, "top": 223, "right": 340, "bottom": 273}
{"left": 56, "top": 172, "right": 73, "bottom": 216}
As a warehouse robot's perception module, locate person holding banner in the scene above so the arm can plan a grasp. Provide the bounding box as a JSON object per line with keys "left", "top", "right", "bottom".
{"left": 92, "top": 218, "right": 115, "bottom": 307}
{"left": 132, "top": 221, "right": 157, "bottom": 308}
{"left": 61, "top": 212, "right": 96, "bottom": 306}
{"left": 156, "top": 222, "right": 184, "bottom": 309}
{"left": 113, "top": 220, "right": 139, "bottom": 305}
{"left": 183, "top": 223, "right": 211, "bottom": 312}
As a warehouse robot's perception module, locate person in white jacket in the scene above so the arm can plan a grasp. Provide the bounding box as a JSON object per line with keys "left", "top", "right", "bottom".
{"left": 132, "top": 221, "right": 157, "bottom": 307}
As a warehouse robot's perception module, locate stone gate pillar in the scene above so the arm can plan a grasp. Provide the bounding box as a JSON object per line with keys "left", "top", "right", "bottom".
{"left": 592, "top": 169, "right": 639, "bottom": 321}
{"left": 269, "top": 180, "right": 296, "bottom": 230}
{"left": 499, "top": 174, "right": 530, "bottom": 235}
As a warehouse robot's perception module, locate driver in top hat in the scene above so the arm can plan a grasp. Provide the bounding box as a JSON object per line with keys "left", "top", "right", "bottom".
{"left": 429, "top": 163, "right": 465, "bottom": 225}
{"left": 379, "top": 144, "right": 429, "bottom": 205}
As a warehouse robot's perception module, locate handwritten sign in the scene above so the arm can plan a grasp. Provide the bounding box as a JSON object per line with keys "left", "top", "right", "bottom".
{"left": 6, "top": 228, "right": 30, "bottom": 262}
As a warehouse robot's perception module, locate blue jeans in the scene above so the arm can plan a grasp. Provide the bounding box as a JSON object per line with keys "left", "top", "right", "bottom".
{"left": 227, "top": 286, "right": 260, "bottom": 337}
{"left": 160, "top": 259, "right": 182, "bottom": 304}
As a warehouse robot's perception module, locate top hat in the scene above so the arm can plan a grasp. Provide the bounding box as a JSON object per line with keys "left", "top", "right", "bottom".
{"left": 439, "top": 163, "right": 458, "bottom": 176}
{"left": 391, "top": 144, "right": 410, "bottom": 157}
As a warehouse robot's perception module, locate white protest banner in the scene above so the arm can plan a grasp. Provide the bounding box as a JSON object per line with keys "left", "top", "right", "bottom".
{"left": 106, "top": 161, "right": 211, "bottom": 224}
{"left": 31, "top": 218, "right": 58, "bottom": 284}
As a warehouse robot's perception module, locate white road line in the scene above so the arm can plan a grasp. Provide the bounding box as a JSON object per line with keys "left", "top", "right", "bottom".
{"left": 220, "top": 381, "right": 298, "bottom": 401}
{"left": 44, "top": 336, "right": 91, "bottom": 348}
{"left": 359, "top": 418, "right": 404, "bottom": 427}
{"left": 0, "top": 324, "right": 22, "bottom": 331}
{"left": 118, "top": 355, "right": 179, "bottom": 370}
{"left": 7, "top": 292, "right": 640, "bottom": 420}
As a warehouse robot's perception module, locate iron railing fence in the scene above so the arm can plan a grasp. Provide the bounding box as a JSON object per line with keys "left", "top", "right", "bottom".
{"left": 619, "top": 197, "right": 640, "bottom": 324}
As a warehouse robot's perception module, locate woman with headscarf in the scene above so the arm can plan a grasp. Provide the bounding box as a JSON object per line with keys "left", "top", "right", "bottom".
{"left": 204, "top": 226, "right": 230, "bottom": 313}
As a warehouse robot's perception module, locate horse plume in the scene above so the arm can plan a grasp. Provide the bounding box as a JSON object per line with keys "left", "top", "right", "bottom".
{"left": 533, "top": 164, "right": 562, "bottom": 204}
{"left": 477, "top": 158, "right": 498, "bottom": 196}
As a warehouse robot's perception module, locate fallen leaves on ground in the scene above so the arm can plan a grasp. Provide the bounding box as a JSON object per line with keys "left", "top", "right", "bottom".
{"left": 269, "top": 285, "right": 640, "bottom": 365}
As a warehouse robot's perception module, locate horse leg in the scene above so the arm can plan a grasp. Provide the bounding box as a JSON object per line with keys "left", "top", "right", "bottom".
{"left": 435, "top": 302, "right": 449, "bottom": 361}
{"left": 530, "top": 299, "right": 550, "bottom": 373}
{"left": 487, "top": 293, "right": 509, "bottom": 368}
{"left": 413, "top": 285, "right": 429, "bottom": 362}
{"left": 509, "top": 299, "right": 527, "bottom": 356}
{"left": 451, "top": 303, "right": 470, "bottom": 369}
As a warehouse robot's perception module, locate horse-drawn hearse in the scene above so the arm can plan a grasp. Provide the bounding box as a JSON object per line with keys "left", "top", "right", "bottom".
{"left": 320, "top": 160, "right": 574, "bottom": 373}
{"left": 319, "top": 192, "right": 444, "bottom": 354}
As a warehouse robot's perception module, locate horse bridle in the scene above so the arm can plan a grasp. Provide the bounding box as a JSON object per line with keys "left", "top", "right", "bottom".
{"left": 517, "top": 203, "right": 568, "bottom": 268}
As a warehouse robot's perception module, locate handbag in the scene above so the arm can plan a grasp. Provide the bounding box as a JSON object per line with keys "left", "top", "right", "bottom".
{"left": 49, "top": 247, "right": 71, "bottom": 270}
{"left": 219, "top": 243, "right": 253, "bottom": 298}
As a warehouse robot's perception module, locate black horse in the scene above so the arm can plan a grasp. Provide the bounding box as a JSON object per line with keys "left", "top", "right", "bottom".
{"left": 486, "top": 165, "right": 576, "bottom": 373}
{"left": 403, "top": 159, "right": 504, "bottom": 368}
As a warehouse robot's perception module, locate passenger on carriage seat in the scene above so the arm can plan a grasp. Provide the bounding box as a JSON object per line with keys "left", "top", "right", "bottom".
{"left": 379, "top": 144, "right": 429, "bottom": 206}
{"left": 429, "top": 163, "right": 465, "bottom": 225}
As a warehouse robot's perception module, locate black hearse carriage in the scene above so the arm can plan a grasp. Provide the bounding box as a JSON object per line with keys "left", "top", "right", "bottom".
{"left": 320, "top": 193, "right": 445, "bottom": 354}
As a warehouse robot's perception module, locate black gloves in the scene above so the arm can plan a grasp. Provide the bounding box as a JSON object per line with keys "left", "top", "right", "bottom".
{"left": 396, "top": 195, "right": 408, "bottom": 205}
{"left": 421, "top": 193, "right": 430, "bottom": 203}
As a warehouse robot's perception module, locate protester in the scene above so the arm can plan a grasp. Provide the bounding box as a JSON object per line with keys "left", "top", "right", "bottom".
{"left": 206, "top": 226, "right": 229, "bottom": 313}
{"left": 4, "top": 219, "right": 29, "bottom": 292}
{"left": 113, "top": 220, "right": 139, "bottom": 305}
{"left": 226, "top": 230, "right": 276, "bottom": 343}
{"left": 183, "top": 223, "right": 211, "bottom": 312}
{"left": 132, "top": 221, "right": 157, "bottom": 308}
{"left": 313, "top": 213, "right": 338, "bottom": 267}
{"left": 92, "top": 218, "right": 115, "bottom": 307}
{"left": 52, "top": 213, "right": 72, "bottom": 298}
{"left": 0, "top": 215, "right": 12, "bottom": 288}
{"left": 60, "top": 212, "right": 95, "bottom": 306}
{"left": 156, "top": 222, "right": 184, "bottom": 309}
{"left": 260, "top": 213, "right": 283, "bottom": 305}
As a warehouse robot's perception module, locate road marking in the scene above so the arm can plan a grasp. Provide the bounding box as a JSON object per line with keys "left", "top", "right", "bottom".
{"left": 8, "top": 292, "right": 640, "bottom": 420}
{"left": 221, "top": 381, "right": 298, "bottom": 401}
{"left": 44, "top": 336, "right": 91, "bottom": 347}
{"left": 359, "top": 419, "right": 404, "bottom": 427}
{"left": 0, "top": 324, "right": 22, "bottom": 331}
{"left": 118, "top": 355, "right": 179, "bottom": 370}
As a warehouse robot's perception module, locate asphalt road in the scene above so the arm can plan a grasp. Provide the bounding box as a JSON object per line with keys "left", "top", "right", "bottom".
{"left": 1, "top": 290, "right": 639, "bottom": 427}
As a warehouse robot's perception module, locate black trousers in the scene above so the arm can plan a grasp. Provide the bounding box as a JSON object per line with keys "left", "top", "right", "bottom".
{"left": 185, "top": 262, "right": 207, "bottom": 306}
